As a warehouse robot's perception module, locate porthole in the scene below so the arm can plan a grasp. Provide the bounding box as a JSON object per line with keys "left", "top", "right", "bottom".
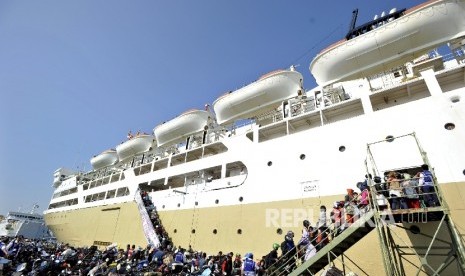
{"left": 386, "top": 135, "right": 395, "bottom": 142}
{"left": 300, "top": 154, "right": 306, "bottom": 160}
{"left": 215, "top": 199, "right": 219, "bottom": 204}
{"left": 173, "top": 229, "right": 177, "bottom": 233}
{"left": 267, "top": 161, "right": 273, "bottom": 166}
{"left": 191, "top": 229, "right": 196, "bottom": 234}
{"left": 445, "top": 123, "right": 455, "bottom": 130}
{"left": 239, "top": 196, "right": 243, "bottom": 202}
{"left": 177, "top": 203, "right": 181, "bottom": 207}
{"left": 213, "top": 229, "right": 217, "bottom": 234}
{"left": 451, "top": 96, "right": 460, "bottom": 103}
{"left": 276, "top": 228, "right": 283, "bottom": 235}
{"left": 339, "top": 146, "right": 346, "bottom": 152}
{"left": 237, "top": 229, "right": 242, "bottom": 234}
{"left": 195, "top": 201, "right": 198, "bottom": 206}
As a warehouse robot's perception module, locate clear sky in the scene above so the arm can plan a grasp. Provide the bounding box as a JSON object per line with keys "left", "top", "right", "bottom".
{"left": 0, "top": 0, "right": 424, "bottom": 216}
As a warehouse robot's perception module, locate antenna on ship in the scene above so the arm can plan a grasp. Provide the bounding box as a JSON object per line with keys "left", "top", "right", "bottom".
{"left": 30, "top": 204, "right": 39, "bottom": 214}
{"left": 348, "top": 9, "right": 358, "bottom": 33}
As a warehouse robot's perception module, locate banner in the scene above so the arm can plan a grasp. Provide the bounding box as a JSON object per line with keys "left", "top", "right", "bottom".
{"left": 134, "top": 191, "right": 160, "bottom": 247}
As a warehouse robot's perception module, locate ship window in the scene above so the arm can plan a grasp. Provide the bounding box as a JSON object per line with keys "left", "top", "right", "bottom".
{"left": 300, "top": 154, "right": 306, "bottom": 160}
{"left": 96, "top": 178, "right": 103, "bottom": 187}
{"left": 110, "top": 173, "right": 120, "bottom": 183}
{"left": 173, "top": 229, "right": 177, "bottom": 233}
{"left": 450, "top": 96, "right": 460, "bottom": 103}
{"left": 339, "top": 146, "right": 346, "bottom": 152}
{"left": 385, "top": 135, "right": 395, "bottom": 142}
{"left": 106, "top": 190, "right": 116, "bottom": 199}
{"left": 463, "top": 169, "right": 465, "bottom": 176}
{"left": 226, "top": 161, "right": 247, "bottom": 177}
{"left": 116, "top": 187, "right": 129, "bottom": 197}
{"left": 277, "top": 228, "right": 283, "bottom": 235}
{"left": 237, "top": 229, "right": 242, "bottom": 234}
{"left": 239, "top": 196, "right": 243, "bottom": 202}
{"left": 191, "top": 229, "right": 196, "bottom": 234}
{"left": 195, "top": 201, "right": 198, "bottom": 206}
{"left": 267, "top": 161, "right": 272, "bottom": 166}
{"left": 444, "top": 123, "right": 455, "bottom": 130}
{"left": 162, "top": 205, "right": 165, "bottom": 209}
{"left": 177, "top": 203, "right": 181, "bottom": 207}
{"left": 213, "top": 229, "right": 217, "bottom": 234}
{"left": 215, "top": 199, "right": 219, "bottom": 204}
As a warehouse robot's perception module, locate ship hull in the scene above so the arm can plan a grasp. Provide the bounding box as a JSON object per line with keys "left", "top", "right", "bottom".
{"left": 44, "top": 201, "right": 147, "bottom": 248}
{"left": 44, "top": 181, "right": 465, "bottom": 275}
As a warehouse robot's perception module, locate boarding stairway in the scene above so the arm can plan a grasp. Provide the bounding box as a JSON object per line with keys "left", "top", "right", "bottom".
{"left": 289, "top": 209, "right": 375, "bottom": 275}
{"left": 265, "top": 207, "right": 375, "bottom": 276}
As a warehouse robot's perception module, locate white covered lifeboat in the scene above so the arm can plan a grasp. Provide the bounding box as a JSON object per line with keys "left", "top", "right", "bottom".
{"left": 213, "top": 69, "right": 303, "bottom": 125}
{"left": 154, "top": 109, "right": 210, "bottom": 147}
{"left": 90, "top": 149, "right": 119, "bottom": 170}
{"left": 116, "top": 134, "right": 156, "bottom": 161}
{"left": 310, "top": 0, "right": 465, "bottom": 86}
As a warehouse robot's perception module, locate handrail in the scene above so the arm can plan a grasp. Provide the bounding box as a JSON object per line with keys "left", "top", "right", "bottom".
{"left": 266, "top": 174, "right": 444, "bottom": 275}
{"left": 265, "top": 204, "right": 372, "bottom": 276}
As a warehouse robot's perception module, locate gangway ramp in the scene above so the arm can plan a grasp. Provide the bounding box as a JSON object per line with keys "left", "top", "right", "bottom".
{"left": 289, "top": 210, "right": 375, "bottom": 275}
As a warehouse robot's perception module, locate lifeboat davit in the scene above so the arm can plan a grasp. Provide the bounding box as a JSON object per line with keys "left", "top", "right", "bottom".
{"left": 116, "top": 134, "right": 155, "bottom": 161}
{"left": 213, "top": 69, "right": 303, "bottom": 125}
{"left": 90, "top": 149, "right": 119, "bottom": 170}
{"left": 154, "top": 109, "right": 210, "bottom": 147}
{"left": 310, "top": 0, "right": 465, "bottom": 86}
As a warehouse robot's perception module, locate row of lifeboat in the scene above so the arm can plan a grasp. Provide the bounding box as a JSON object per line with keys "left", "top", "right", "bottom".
{"left": 90, "top": 68, "right": 303, "bottom": 170}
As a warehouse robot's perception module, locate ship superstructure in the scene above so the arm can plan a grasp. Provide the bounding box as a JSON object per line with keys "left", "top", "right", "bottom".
{"left": 44, "top": 0, "right": 465, "bottom": 274}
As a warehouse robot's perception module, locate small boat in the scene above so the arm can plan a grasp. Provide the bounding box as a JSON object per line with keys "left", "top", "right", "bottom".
{"left": 90, "top": 149, "right": 119, "bottom": 170}
{"left": 116, "top": 134, "right": 155, "bottom": 161}
{"left": 310, "top": 0, "right": 465, "bottom": 85}
{"left": 213, "top": 69, "right": 303, "bottom": 125}
{"left": 154, "top": 109, "right": 210, "bottom": 147}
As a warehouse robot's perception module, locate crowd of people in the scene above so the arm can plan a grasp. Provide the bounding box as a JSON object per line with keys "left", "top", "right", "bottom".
{"left": 0, "top": 165, "right": 440, "bottom": 275}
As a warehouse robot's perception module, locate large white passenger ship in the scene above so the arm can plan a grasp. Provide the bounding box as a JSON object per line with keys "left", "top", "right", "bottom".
{"left": 44, "top": 0, "right": 465, "bottom": 274}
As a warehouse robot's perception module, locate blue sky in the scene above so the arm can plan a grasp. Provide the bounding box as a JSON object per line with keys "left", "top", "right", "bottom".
{"left": 0, "top": 0, "right": 424, "bottom": 215}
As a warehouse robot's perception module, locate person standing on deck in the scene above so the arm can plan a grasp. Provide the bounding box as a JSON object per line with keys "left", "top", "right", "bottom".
{"left": 416, "top": 164, "right": 439, "bottom": 207}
